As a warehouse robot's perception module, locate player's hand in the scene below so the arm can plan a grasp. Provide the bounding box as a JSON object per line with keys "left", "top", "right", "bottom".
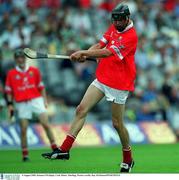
{"left": 78, "top": 56, "right": 87, "bottom": 63}
{"left": 7, "top": 105, "right": 15, "bottom": 123}
{"left": 44, "top": 100, "right": 48, "bottom": 108}
{"left": 70, "top": 51, "right": 86, "bottom": 63}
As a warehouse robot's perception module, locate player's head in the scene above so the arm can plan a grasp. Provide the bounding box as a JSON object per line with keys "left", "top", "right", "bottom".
{"left": 111, "top": 4, "right": 130, "bottom": 32}
{"left": 14, "top": 49, "right": 26, "bottom": 67}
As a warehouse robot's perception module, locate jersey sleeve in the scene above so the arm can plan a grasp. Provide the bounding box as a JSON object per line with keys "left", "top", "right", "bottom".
{"left": 35, "top": 68, "right": 45, "bottom": 91}
{"left": 5, "top": 71, "right": 13, "bottom": 94}
{"left": 99, "top": 25, "right": 113, "bottom": 48}
{"left": 108, "top": 33, "right": 137, "bottom": 61}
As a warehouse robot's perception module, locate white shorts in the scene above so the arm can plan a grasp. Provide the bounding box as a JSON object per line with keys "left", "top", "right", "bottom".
{"left": 15, "top": 97, "right": 46, "bottom": 120}
{"left": 91, "top": 79, "right": 129, "bottom": 104}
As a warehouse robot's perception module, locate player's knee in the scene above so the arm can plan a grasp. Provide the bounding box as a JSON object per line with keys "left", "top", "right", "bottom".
{"left": 76, "top": 104, "right": 88, "bottom": 118}
{"left": 41, "top": 121, "right": 50, "bottom": 129}
{"left": 112, "top": 117, "right": 123, "bottom": 130}
{"left": 39, "top": 112, "right": 48, "bottom": 122}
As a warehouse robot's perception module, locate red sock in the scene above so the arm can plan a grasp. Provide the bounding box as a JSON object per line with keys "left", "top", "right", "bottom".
{"left": 123, "top": 146, "right": 132, "bottom": 163}
{"left": 60, "top": 134, "right": 76, "bottom": 152}
{"left": 22, "top": 148, "right": 28, "bottom": 158}
{"left": 51, "top": 142, "right": 57, "bottom": 150}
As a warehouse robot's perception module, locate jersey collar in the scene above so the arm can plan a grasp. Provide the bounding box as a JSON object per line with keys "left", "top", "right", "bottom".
{"left": 117, "top": 20, "right": 133, "bottom": 33}
{"left": 16, "top": 64, "right": 29, "bottom": 72}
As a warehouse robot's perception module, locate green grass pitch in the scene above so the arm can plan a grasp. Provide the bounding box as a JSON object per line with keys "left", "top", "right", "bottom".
{"left": 0, "top": 143, "right": 179, "bottom": 173}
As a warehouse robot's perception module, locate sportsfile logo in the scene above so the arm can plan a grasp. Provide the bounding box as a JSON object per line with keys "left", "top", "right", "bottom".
{"left": 0, "top": 174, "right": 20, "bottom": 180}
{"left": 0, "top": 174, "right": 3, "bottom": 180}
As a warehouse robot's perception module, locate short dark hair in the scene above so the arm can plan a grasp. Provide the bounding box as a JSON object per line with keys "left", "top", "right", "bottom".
{"left": 14, "top": 49, "right": 25, "bottom": 58}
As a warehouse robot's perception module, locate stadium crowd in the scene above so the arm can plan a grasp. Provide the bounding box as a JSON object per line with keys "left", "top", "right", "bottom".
{"left": 0, "top": 0, "right": 179, "bottom": 139}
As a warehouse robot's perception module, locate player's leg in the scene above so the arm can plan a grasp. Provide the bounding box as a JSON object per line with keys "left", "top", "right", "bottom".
{"left": 101, "top": 83, "right": 133, "bottom": 172}
{"left": 60, "top": 84, "right": 104, "bottom": 150}
{"left": 42, "top": 83, "right": 105, "bottom": 159}
{"left": 111, "top": 102, "right": 134, "bottom": 172}
{"left": 111, "top": 103, "right": 130, "bottom": 148}
{"left": 70, "top": 85, "right": 105, "bottom": 136}
{"left": 38, "top": 112, "right": 57, "bottom": 150}
{"left": 16, "top": 102, "right": 31, "bottom": 162}
{"left": 32, "top": 97, "right": 57, "bottom": 150}
{"left": 19, "top": 119, "right": 29, "bottom": 162}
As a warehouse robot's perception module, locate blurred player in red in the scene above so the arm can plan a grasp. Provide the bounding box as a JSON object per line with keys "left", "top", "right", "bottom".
{"left": 42, "top": 4, "right": 138, "bottom": 173}
{"left": 5, "top": 49, "right": 57, "bottom": 162}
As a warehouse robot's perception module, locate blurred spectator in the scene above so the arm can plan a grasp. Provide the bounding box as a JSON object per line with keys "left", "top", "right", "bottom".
{"left": 0, "top": 42, "right": 14, "bottom": 85}
{"left": 135, "top": 35, "right": 151, "bottom": 70}
{"left": 136, "top": 79, "right": 169, "bottom": 121}
{"left": 0, "top": 0, "right": 13, "bottom": 15}
{"left": 79, "top": 0, "right": 91, "bottom": 9}
{"left": 65, "top": 8, "right": 92, "bottom": 33}
{"left": 27, "top": 0, "right": 43, "bottom": 9}
{"left": 98, "top": 0, "right": 115, "bottom": 12}
{"left": 12, "top": 0, "right": 27, "bottom": 10}
{"left": 163, "top": 0, "right": 178, "bottom": 12}
{"left": 0, "top": 80, "right": 5, "bottom": 108}
{"left": 0, "top": 77, "right": 7, "bottom": 122}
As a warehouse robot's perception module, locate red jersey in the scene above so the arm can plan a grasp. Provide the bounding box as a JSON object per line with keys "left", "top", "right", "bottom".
{"left": 5, "top": 65, "right": 44, "bottom": 102}
{"left": 96, "top": 21, "right": 138, "bottom": 91}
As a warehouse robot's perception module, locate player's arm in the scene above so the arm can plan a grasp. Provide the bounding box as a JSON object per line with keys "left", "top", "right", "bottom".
{"left": 84, "top": 48, "right": 112, "bottom": 58}
{"left": 86, "top": 36, "right": 112, "bottom": 58}
{"left": 6, "top": 93, "right": 14, "bottom": 120}
{"left": 71, "top": 26, "right": 112, "bottom": 61}
{"left": 88, "top": 43, "right": 103, "bottom": 50}
{"left": 70, "top": 48, "right": 112, "bottom": 61}
{"left": 5, "top": 72, "right": 14, "bottom": 120}
{"left": 109, "top": 34, "right": 138, "bottom": 61}
{"left": 70, "top": 43, "right": 112, "bottom": 61}
{"left": 7, "top": 94, "right": 14, "bottom": 110}
{"left": 83, "top": 43, "right": 108, "bottom": 63}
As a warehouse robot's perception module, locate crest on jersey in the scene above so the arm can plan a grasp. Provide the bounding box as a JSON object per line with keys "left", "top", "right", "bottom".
{"left": 118, "top": 36, "right": 122, "bottom": 40}
{"left": 118, "top": 36, "right": 125, "bottom": 49}
{"left": 15, "top": 75, "right": 21, "bottom": 80}
{"left": 29, "top": 71, "right": 34, "bottom": 77}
